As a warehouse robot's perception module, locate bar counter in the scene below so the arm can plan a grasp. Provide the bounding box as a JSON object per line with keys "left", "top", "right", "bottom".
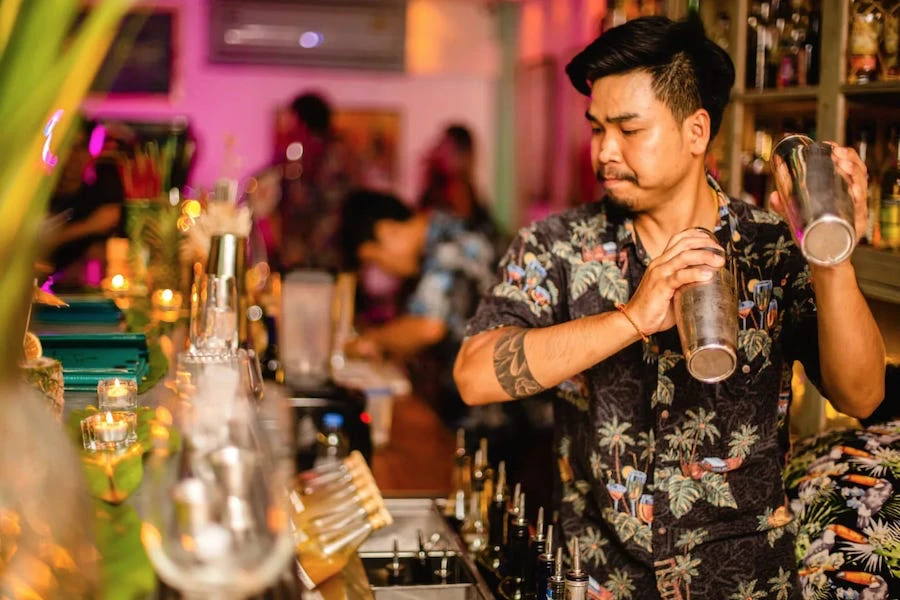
{"left": 53, "top": 315, "right": 486, "bottom": 599}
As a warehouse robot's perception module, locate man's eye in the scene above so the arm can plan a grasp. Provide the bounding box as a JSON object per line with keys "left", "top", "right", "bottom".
{"left": 591, "top": 127, "right": 603, "bottom": 135}
{"left": 622, "top": 129, "right": 640, "bottom": 136}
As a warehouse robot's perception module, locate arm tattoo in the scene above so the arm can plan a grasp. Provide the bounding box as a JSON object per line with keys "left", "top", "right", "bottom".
{"left": 493, "top": 328, "right": 546, "bottom": 398}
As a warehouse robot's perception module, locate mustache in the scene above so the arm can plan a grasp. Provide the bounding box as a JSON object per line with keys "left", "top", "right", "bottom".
{"left": 597, "top": 169, "right": 638, "bottom": 184}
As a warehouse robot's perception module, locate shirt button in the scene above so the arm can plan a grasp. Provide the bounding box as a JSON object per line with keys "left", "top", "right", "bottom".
{"left": 657, "top": 526, "right": 667, "bottom": 535}
{"left": 742, "top": 365, "right": 751, "bottom": 374}
{"left": 660, "top": 410, "right": 670, "bottom": 420}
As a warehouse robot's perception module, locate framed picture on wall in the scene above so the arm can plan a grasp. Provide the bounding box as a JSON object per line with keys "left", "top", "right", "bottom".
{"left": 272, "top": 105, "right": 401, "bottom": 193}
{"left": 515, "top": 58, "right": 556, "bottom": 216}
{"left": 81, "top": 6, "right": 180, "bottom": 98}
{"left": 332, "top": 109, "right": 401, "bottom": 192}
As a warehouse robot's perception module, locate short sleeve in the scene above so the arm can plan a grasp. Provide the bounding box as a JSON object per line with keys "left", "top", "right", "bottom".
{"left": 465, "top": 223, "right": 564, "bottom": 338}
{"left": 406, "top": 227, "right": 496, "bottom": 324}
{"left": 779, "top": 240, "right": 821, "bottom": 388}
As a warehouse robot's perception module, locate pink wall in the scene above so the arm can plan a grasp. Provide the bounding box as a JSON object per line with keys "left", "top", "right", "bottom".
{"left": 84, "top": 0, "right": 500, "bottom": 204}
{"left": 515, "top": 0, "right": 606, "bottom": 212}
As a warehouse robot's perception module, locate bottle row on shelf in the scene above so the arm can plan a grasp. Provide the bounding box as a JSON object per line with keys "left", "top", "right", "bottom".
{"left": 746, "top": 0, "right": 822, "bottom": 91}
{"left": 848, "top": 0, "right": 900, "bottom": 85}
{"left": 443, "top": 430, "right": 590, "bottom": 600}
{"left": 743, "top": 0, "right": 900, "bottom": 93}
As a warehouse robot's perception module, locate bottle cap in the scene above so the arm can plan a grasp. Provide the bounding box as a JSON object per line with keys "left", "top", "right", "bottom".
{"left": 322, "top": 412, "right": 344, "bottom": 429}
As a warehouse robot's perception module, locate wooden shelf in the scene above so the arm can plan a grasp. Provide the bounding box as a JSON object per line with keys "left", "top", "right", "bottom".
{"left": 734, "top": 86, "right": 820, "bottom": 103}
{"left": 852, "top": 246, "right": 900, "bottom": 305}
{"left": 842, "top": 81, "right": 900, "bottom": 97}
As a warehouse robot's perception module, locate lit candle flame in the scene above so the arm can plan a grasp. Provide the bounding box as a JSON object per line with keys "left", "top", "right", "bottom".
{"left": 161, "top": 289, "right": 173, "bottom": 303}
{"left": 111, "top": 274, "right": 125, "bottom": 289}
{"left": 105, "top": 412, "right": 114, "bottom": 425}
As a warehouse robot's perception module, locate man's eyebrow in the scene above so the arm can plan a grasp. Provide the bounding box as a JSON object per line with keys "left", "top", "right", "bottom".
{"left": 585, "top": 111, "right": 641, "bottom": 124}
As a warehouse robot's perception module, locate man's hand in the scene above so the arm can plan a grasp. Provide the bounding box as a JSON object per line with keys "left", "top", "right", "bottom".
{"left": 625, "top": 228, "right": 726, "bottom": 335}
{"left": 769, "top": 144, "right": 869, "bottom": 248}
{"left": 344, "top": 335, "right": 383, "bottom": 360}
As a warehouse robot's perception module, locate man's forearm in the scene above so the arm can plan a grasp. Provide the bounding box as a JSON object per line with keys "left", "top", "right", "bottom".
{"left": 366, "top": 315, "right": 447, "bottom": 358}
{"left": 811, "top": 262, "right": 885, "bottom": 418}
{"left": 454, "top": 310, "right": 643, "bottom": 405}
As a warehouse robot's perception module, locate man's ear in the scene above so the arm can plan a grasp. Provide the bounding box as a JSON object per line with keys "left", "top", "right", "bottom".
{"left": 685, "top": 108, "right": 711, "bottom": 156}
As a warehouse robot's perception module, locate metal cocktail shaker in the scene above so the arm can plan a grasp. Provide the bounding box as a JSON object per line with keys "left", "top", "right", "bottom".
{"left": 674, "top": 229, "right": 738, "bottom": 383}
{"left": 207, "top": 233, "right": 248, "bottom": 346}
{"left": 771, "top": 134, "right": 856, "bottom": 266}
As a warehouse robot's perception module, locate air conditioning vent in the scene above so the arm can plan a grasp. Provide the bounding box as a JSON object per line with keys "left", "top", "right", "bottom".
{"left": 209, "top": 0, "right": 406, "bottom": 71}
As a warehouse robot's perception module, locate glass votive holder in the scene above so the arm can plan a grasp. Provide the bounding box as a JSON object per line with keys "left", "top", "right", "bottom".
{"left": 81, "top": 411, "right": 138, "bottom": 451}
{"left": 97, "top": 378, "right": 138, "bottom": 411}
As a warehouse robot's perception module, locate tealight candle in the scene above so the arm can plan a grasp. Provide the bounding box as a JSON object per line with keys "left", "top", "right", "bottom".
{"left": 101, "top": 273, "right": 130, "bottom": 295}
{"left": 97, "top": 378, "right": 138, "bottom": 411}
{"left": 94, "top": 412, "right": 128, "bottom": 442}
{"left": 81, "top": 411, "right": 137, "bottom": 451}
{"left": 152, "top": 288, "right": 183, "bottom": 312}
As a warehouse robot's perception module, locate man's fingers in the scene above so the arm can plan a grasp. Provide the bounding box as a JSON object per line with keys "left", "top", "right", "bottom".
{"left": 669, "top": 266, "right": 717, "bottom": 288}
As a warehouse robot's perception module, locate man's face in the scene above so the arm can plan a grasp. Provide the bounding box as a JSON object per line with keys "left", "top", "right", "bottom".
{"left": 358, "top": 219, "right": 420, "bottom": 278}
{"left": 427, "top": 137, "right": 466, "bottom": 180}
{"left": 587, "top": 70, "right": 701, "bottom": 212}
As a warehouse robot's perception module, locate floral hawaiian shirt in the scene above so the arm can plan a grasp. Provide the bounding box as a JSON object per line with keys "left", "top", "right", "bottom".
{"left": 784, "top": 421, "right": 900, "bottom": 600}
{"left": 466, "top": 178, "right": 820, "bottom": 599}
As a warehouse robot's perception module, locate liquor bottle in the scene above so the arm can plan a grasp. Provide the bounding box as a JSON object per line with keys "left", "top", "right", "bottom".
{"left": 472, "top": 446, "right": 488, "bottom": 520}
{"left": 480, "top": 460, "right": 508, "bottom": 575}
{"left": 564, "top": 538, "right": 589, "bottom": 600}
{"left": 523, "top": 506, "right": 546, "bottom": 598}
{"left": 765, "top": 3, "right": 785, "bottom": 89}
{"left": 503, "top": 482, "right": 522, "bottom": 573}
{"left": 880, "top": 126, "right": 900, "bottom": 249}
{"left": 756, "top": 3, "right": 774, "bottom": 90}
{"left": 805, "top": 4, "right": 821, "bottom": 85}
{"left": 776, "top": 0, "right": 797, "bottom": 88}
{"left": 479, "top": 437, "right": 494, "bottom": 519}
{"left": 462, "top": 449, "right": 489, "bottom": 553}
{"left": 535, "top": 524, "right": 555, "bottom": 600}
{"left": 848, "top": 0, "right": 883, "bottom": 84}
{"left": 853, "top": 125, "right": 880, "bottom": 244}
{"left": 498, "top": 492, "right": 529, "bottom": 600}
{"left": 546, "top": 547, "right": 565, "bottom": 600}
{"left": 746, "top": 2, "right": 763, "bottom": 90}
{"left": 445, "top": 428, "right": 470, "bottom": 530}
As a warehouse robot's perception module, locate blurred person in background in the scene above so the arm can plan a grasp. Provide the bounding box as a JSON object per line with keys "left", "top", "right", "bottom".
{"left": 273, "top": 91, "right": 358, "bottom": 271}
{"left": 46, "top": 118, "right": 125, "bottom": 284}
{"left": 420, "top": 124, "right": 505, "bottom": 254}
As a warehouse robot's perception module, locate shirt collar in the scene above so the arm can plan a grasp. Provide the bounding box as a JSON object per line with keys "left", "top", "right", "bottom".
{"left": 606, "top": 174, "right": 739, "bottom": 262}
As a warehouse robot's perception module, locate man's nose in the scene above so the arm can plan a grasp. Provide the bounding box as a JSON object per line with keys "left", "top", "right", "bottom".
{"left": 594, "top": 131, "right": 622, "bottom": 166}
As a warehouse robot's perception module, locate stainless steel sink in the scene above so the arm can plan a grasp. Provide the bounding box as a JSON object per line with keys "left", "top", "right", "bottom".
{"left": 358, "top": 498, "right": 493, "bottom": 600}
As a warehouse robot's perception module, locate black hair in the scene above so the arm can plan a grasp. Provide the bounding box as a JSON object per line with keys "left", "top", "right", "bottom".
{"left": 340, "top": 189, "right": 414, "bottom": 269}
{"left": 290, "top": 92, "right": 332, "bottom": 135}
{"left": 444, "top": 124, "right": 474, "bottom": 156}
{"left": 565, "top": 15, "right": 735, "bottom": 140}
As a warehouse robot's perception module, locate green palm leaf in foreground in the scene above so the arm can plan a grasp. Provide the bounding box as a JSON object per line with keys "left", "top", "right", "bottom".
{"left": 0, "top": 0, "right": 135, "bottom": 379}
